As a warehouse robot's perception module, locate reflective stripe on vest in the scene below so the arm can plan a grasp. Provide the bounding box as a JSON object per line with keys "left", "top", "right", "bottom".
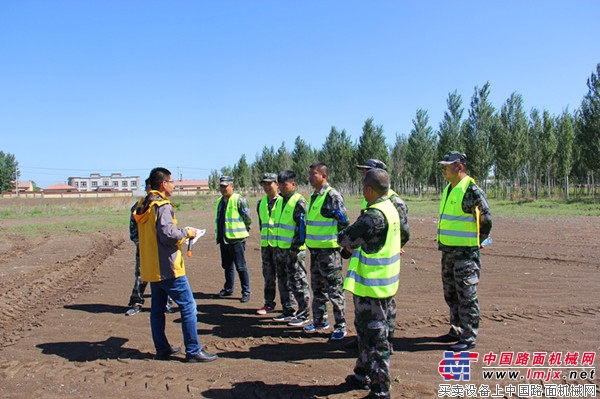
{"left": 361, "top": 189, "right": 398, "bottom": 209}
{"left": 306, "top": 186, "right": 339, "bottom": 249}
{"left": 259, "top": 195, "right": 278, "bottom": 247}
{"left": 215, "top": 193, "right": 250, "bottom": 239}
{"left": 343, "top": 199, "right": 401, "bottom": 298}
{"left": 437, "top": 176, "right": 478, "bottom": 247}
{"left": 274, "top": 192, "right": 306, "bottom": 250}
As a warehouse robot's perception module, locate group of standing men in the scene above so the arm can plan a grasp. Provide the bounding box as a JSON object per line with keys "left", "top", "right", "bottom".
{"left": 129, "top": 151, "right": 491, "bottom": 399}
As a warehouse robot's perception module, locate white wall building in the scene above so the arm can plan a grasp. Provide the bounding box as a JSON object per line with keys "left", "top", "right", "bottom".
{"left": 67, "top": 173, "right": 140, "bottom": 192}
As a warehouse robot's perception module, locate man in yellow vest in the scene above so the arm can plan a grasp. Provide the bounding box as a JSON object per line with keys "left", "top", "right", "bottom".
{"left": 437, "top": 151, "right": 492, "bottom": 351}
{"left": 354, "top": 158, "right": 410, "bottom": 352}
{"left": 256, "top": 173, "right": 290, "bottom": 315}
{"left": 339, "top": 168, "right": 400, "bottom": 399}
{"left": 215, "top": 176, "right": 252, "bottom": 303}
{"left": 134, "top": 167, "right": 217, "bottom": 363}
{"left": 272, "top": 170, "right": 311, "bottom": 326}
{"left": 304, "top": 162, "right": 349, "bottom": 340}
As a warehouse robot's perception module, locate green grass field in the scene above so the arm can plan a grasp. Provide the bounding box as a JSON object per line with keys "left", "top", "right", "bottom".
{"left": 1, "top": 194, "right": 599, "bottom": 239}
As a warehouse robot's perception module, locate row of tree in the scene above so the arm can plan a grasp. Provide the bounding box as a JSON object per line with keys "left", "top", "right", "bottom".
{"left": 209, "top": 63, "right": 600, "bottom": 200}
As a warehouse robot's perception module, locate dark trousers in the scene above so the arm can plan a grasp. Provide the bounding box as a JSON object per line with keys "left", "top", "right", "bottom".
{"left": 219, "top": 241, "right": 251, "bottom": 295}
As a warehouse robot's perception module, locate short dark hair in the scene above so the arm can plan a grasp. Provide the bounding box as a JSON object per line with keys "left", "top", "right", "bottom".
{"left": 277, "top": 170, "right": 297, "bottom": 183}
{"left": 149, "top": 167, "right": 171, "bottom": 190}
{"left": 363, "top": 168, "right": 390, "bottom": 196}
{"left": 309, "top": 162, "right": 328, "bottom": 175}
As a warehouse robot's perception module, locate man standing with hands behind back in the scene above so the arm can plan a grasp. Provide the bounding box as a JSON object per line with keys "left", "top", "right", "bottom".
{"left": 437, "top": 151, "right": 492, "bottom": 351}
{"left": 215, "top": 176, "right": 252, "bottom": 303}
{"left": 339, "top": 168, "right": 400, "bottom": 399}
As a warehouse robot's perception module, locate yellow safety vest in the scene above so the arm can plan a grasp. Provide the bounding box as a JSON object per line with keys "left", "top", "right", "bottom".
{"left": 306, "top": 186, "right": 340, "bottom": 249}
{"left": 343, "top": 199, "right": 401, "bottom": 298}
{"left": 361, "top": 189, "right": 399, "bottom": 209}
{"left": 215, "top": 193, "right": 250, "bottom": 239}
{"left": 258, "top": 195, "right": 278, "bottom": 247}
{"left": 437, "top": 176, "right": 478, "bottom": 247}
{"left": 274, "top": 192, "right": 306, "bottom": 250}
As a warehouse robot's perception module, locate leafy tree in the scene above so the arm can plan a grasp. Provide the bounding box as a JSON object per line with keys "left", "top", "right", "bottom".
{"left": 291, "top": 136, "right": 316, "bottom": 185}
{"left": 406, "top": 109, "right": 436, "bottom": 197}
{"left": 319, "top": 126, "right": 356, "bottom": 186}
{"left": 274, "top": 142, "right": 291, "bottom": 171}
{"left": 579, "top": 63, "right": 600, "bottom": 197}
{"left": 556, "top": 110, "right": 575, "bottom": 199}
{"left": 437, "top": 91, "right": 464, "bottom": 190}
{"left": 540, "top": 110, "right": 558, "bottom": 198}
{"left": 461, "top": 82, "right": 496, "bottom": 188}
{"left": 527, "top": 108, "right": 544, "bottom": 199}
{"left": 208, "top": 169, "right": 219, "bottom": 191}
{"left": 251, "top": 145, "right": 277, "bottom": 186}
{"left": 437, "top": 90, "right": 464, "bottom": 159}
{"left": 389, "top": 133, "right": 409, "bottom": 194}
{"left": 356, "top": 118, "right": 389, "bottom": 166}
{"left": 232, "top": 154, "right": 251, "bottom": 189}
{"left": 492, "top": 92, "right": 528, "bottom": 200}
{"left": 0, "top": 151, "right": 19, "bottom": 193}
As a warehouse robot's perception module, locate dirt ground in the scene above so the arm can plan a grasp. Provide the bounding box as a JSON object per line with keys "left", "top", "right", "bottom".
{"left": 0, "top": 202, "right": 598, "bottom": 399}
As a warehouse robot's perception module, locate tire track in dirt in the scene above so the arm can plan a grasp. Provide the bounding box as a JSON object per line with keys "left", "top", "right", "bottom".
{"left": 0, "top": 232, "right": 124, "bottom": 348}
{"left": 397, "top": 305, "right": 600, "bottom": 331}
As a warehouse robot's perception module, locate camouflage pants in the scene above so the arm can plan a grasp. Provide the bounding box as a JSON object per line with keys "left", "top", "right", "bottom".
{"left": 128, "top": 245, "right": 147, "bottom": 306}
{"left": 274, "top": 247, "right": 309, "bottom": 317}
{"left": 308, "top": 248, "right": 346, "bottom": 329}
{"left": 353, "top": 295, "right": 395, "bottom": 396}
{"left": 261, "top": 246, "right": 294, "bottom": 311}
{"left": 441, "top": 249, "right": 481, "bottom": 344}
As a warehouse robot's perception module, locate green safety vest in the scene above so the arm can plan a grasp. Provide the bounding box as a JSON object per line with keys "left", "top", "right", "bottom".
{"left": 437, "top": 176, "right": 478, "bottom": 247}
{"left": 343, "top": 199, "right": 401, "bottom": 298}
{"left": 258, "top": 195, "right": 278, "bottom": 247}
{"left": 274, "top": 192, "right": 306, "bottom": 250}
{"left": 361, "top": 189, "right": 399, "bottom": 209}
{"left": 215, "top": 193, "right": 250, "bottom": 239}
{"left": 306, "top": 186, "right": 340, "bottom": 249}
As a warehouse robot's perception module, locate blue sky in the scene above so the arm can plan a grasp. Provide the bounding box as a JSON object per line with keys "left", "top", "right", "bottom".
{"left": 1, "top": 1, "right": 599, "bottom": 188}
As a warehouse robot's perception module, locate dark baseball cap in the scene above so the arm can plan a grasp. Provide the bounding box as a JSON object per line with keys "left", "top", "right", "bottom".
{"left": 219, "top": 175, "right": 233, "bottom": 186}
{"left": 438, "top": 151, "right": 467, "bottom": 165}
{"left": 260, "top": 173, "right": 277, "bottom": 183}
{"left": 356, "top": 159, "right": 387, "bottom": 171}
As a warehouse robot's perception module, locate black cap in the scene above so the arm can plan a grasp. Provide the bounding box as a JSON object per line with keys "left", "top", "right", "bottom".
{"left": 438, "top": 151, "right": 466, "bottom": 165}
{"left": 356, "top": 159, "right": 387, "bottom": 171}
{"left": 260, "top": 173, "right": 277, "bottom": 183}
{"left": 219, "top": 176, "right": 233, "bottom": 186}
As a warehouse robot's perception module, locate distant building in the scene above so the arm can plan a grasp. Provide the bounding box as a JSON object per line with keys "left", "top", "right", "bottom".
{"left": 67, "top": 173, "right": 140, "bottom": 192}
{"left": 174, "top": 179, "right": 210, "bottom": 194}
{"left": 43, "top": 183, "right": 79, "bottom": 193}
{"left": 10, "top": 181, "right": 34, "bottom": 193}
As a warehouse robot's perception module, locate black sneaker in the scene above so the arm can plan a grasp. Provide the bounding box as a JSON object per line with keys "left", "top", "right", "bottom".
{"left": 450, "top": 341, "right": 476, "bottom": 351}
{"left": 240, "top": 293, "right": 251, "bottom": 303}
{"left": 344, "top": 374, "right": 369, "bottom": 390}
{"left": 155, "top": 346, "right": 182, "bottom": 360}
{"left": 273, "top": 313, "right": 295, "bottom": 322}
{"left": 437, "top": 328, "right": 461, "bottom": 343}
{"left": 185, "top": 350, "right": 218, "bottom": 363}
{"left": 215, "top": 289, "right": 233, "bottom": 298}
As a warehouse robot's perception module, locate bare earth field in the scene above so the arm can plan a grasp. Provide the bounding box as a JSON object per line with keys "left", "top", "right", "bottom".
{"left": 0, "top": 202, "right": 598, "bottom": 398}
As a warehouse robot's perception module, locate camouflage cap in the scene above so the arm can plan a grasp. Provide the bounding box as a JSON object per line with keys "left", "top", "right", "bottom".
{"left": 438, "top": 151, "right": 467, "bottom": 165}
{"left": 219, "top": 175, "right": 234, "bottom": 186}
{"left": 260, "top": 173, "right": 278, "bottom": 183}
{"left": 356, "top": 159, "right": 388, "bottom": 171}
